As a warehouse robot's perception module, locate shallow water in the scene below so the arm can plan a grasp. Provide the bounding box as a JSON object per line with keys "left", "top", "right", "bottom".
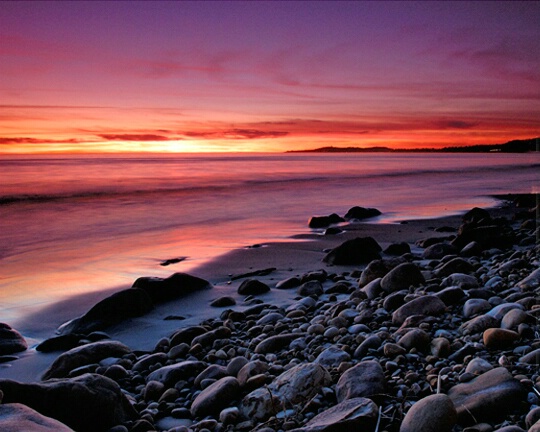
{"left": 1, "top": 152, "right": 538, "bottom": 327}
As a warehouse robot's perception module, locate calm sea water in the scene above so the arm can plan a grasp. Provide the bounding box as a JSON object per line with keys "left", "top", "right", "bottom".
{"left": 1, "top": 152, "right": 538, "bottom": 325}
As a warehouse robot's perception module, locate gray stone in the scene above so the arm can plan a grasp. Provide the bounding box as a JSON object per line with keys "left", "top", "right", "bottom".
{"left": 380, "top": 263, "right": 425, "bottom": 293}
{"left": 314, "top": 346, "right": 351, "bottom": 368}
{"left": 191, "top": 376, "right": 241, "bottom": 418}
{"left": 289, "top": 397, "right": 378, "bottom": 432}
{"left": 336, "top": 360, "right": 385, "bottom": 402}
{"left": 254, "top": 333, "right": 306, "bottom": 354}
{"left": 298, "top": 280, "right": 324, "bottom": 297}
{"left": 501, "top": 308, "right": 529, "bottom": 330}
{"left": 463, "top": 299, "right": 492, "bottom": 318}
{"left": 486, "top": 303, "right": 524, "bottom": 321}
{"left": 516, "top": 268, "right": 540, "bottom": 290}
{"left": 465, "top": 357, "right": 493, "bottom": 376}
{"left": 447, "top": 367, "right": 526, "bottom": 424}
{"left": 397, "top": 328, "right": 430, "bottom": 352}
{"left": 519, "top": 348, "right": 540, "bottom": 364}
{"left": 441, "top": 273, "right": 479, "bottom": 289}
{"left": 435, "top": 257, "right": 474, "bottom": 277}
{"left": 392, "top": 296, "right": 446, "bottom": 325}
{"left": 42, "top": 340, "right": 131, "bottom": 380}
{"left": 0, "top": 403, "right": 75, "bottom": 431}
{"left": 399, "top": 394, "right": 457, "bottom": 432}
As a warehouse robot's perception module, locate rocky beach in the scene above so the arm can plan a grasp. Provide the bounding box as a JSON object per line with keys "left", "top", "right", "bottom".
{"left": 0, "top": 194, "right": 539, "bottom": 432}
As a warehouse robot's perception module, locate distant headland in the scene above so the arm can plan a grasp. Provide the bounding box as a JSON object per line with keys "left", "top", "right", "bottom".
{"left": 287, "top": 137, "right": 539, "bottom": 153}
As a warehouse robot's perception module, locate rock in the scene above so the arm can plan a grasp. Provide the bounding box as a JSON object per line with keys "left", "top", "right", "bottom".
{"left": 465, "top": 358, "right": 493, "bottom": 376}
{"left": 435, "top": 257, "right": 475, "bottom": 277}
{"left": 289, "top": 397, "right": 378, "bottom": 432}
{"left": 314, "top": 346, "right": 351, "bottom": 368}
{"left": 441, "top": 273, "right": 479, "bottom": 289}
{"left": 276, "top": 277, "right": 301, "bottom": 289}
{"left": 392, "top": 296, "right": 446, "bottom": 325}
{"left": 132, "top": 272, "right": 212, "bottom": 303}
{"left": 254, "top": 333, "right": 306, "bottom": 354}
{"left": 463, "top": 299, "right": 492, "bottom": 318}
{"left": 463, "top": 207, "right": 491, "bottom": 223}
{"left": 422, "top": 243, "right": 458, "bottom": 259}
{"left": 191, "top": 376, "right": 241, "bottom": 418}
{"left": 298, "top": 280, "right": 324, "bottom": 297}
{"left": 42, "top": 340, "right": 132, "bottom": 380}
{"left": 0, "top": 373, "right": 136, "bottom": 432}
{"left": 194, "top": 365, "right": 228, "bottom": 388}
{"left": 460, "top": 314, "right": 500, "bottom": 336}
{"left": 210, "top": 296, "right": 236, "bottom": 307}
{"left": 483, "top": 328, "right": 519, "bottom": 349}
{"left": 460, "top": 241, "right": 483, "bottom": 257}
{"left": 452, "top": 224, "right": 516, "bottom": 250}
{"left": 447, "top": 367, "right": 526, "bottom": 424}
{"left": 241, "top": 363, "right": 331, "bottom": 422}
{"left": 430, "top": 337, "right": 451, "bottom": 358}
{"left": 359, "top": 260, "right": 389, "bottom": 286}
{"left": 169, "top": 325, "right": 207, "bottom": 346}
{"left": 399, "top": 393, "right": 457, "bottom": 432}
{"left": 516, "top": 268, "right": 540, "bottom": 290}
{"left": 0, "top": 403, "right": 75, "bottom": 431}
{"left": 380, "top": 263, "right": 425, "bottom": 293}
{"left": 361, "top": 278, "right": 382, "bottom": 300}
{"left": 336, "top": 360, "right": 385, "bottom": 402}
{"left": 56, "top": 288, "right": 153, "bottom": 335}
{"left": 36, "top": 334, "right": 82, "bottom": 353}
{"left": 435, "top": 286, "right": 466, "bottom": 306}
{"left": 486, "top": 303, "right": 525, "bottom": 320}
{"left": 237, "top": 360, "right": 269, "bottom": 386}
{"left": 308, "top": 214, "right": 344, "bottom": 228}
{"left": 398, "top": 328, "right": 430, "bottom": 352}
{"left": 353, "top": 335, "right": 382, "bottom": 359}
{"left": 237, "top": 279, "right": 270, "bottom": 295}
{"left": 501, "top": 309, "right": 529, "bottom": 330}
{"left": 226, "top": 356, "right": 249, "bottom": 377}
{"left": 344, "top": 206, "right": 382, "bottom": 220}
{"left": 519, "top": 348, "right": 540, "bottom": 364}
{"left": 146, "top": 360, "right": 206, "bottom": 387}
{"left": 384, "top": 242, "right": 411, "bottom": 256}
{"left": 0, "top": 323, "right": 27, "bottom": 355}
{"left": 323, "top": 237, "right": 382, "bottom": 265}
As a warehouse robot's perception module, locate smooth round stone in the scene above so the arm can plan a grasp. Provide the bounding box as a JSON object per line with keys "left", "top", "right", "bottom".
{"left": 399, "top": 393, "right": 457, "bottom": 432}
{"left": 482, "top": 328, "right": 519, "bottom": 349}
{"left": 307, "top": 324, "right": 325, "bottom": 334}
{"left": 465, "top": 357, "right": 493, "bottom": 376}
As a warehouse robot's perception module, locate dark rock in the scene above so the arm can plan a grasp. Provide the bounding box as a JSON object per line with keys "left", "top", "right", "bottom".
{"left": 397, "top": 328, "right": 430, "bottom": 352}
{"left": 169, "top": 325, "right": 207, "bottom": 347}
{"left": 382, "top": 290, "right": 408, "bottom": 311}
{"left": 308, "top": 213, "right": 344, "bottom": 228}
{"left": 0, "top": 324, "right": 27, "bottom": 356}
{"left": 323, "top": 237, "right": 382, "bottom": 265}
{"left": 336, "top": 360, "right": 385, "bottom": 402}
{"left": 276, "top": 277, "right": 301, "bottom": 289}
{"left": 460, "top": 241, "right": 483, "bottom": 257}
{"left": 289, "top": 397, "right": 378, "bottom": 432}
{"left": 435, "top": 257, "right": 475, "bottom": 277}
{"left": 0, "top": 403, "right": 75, "bottom": 431}
{"left": 452, "top": 224, "right": 516, "bottom": 250}
{"left": 384, "top": 242, "right": 411, "bottom": 256}
{"left": 132, "top": 272, "right": 212, "bottom": 303}
{"left": 358, "top": 260, "right": 389, "bottom": 287}
{"left": 460, "top": 314, "right": 500, "bottom": 336}
{"left": 399, "top": 393, "right": 457, "bottom": 432}
{"left": 194, "top": 365, "right": 228, "bottom": 388}
{"left": 314, "top": 346, "right": 351, "bottom": 368}
{"left": 353, "top": 335, "right": 382, "bottom": 359}
{"left": 191, "top": 376, "right": 241, "bottom": 418}
{"left": 298, "top": 280, "right": 324, "bottom": 297}
{"left": 422, "top": 243, "right": 458, "bottom": 259}
{"left": 463, "top": 299, "right": 492, "bottom": 318}
{"left": 42, "top": 340, "right": 131, "bottom": 380}
{"left": 482, "top": 328, "right": 519, "bottom": 349}
{"left": 210, "top": 296, "right": 236, "bottom": 307}
{"left": 392, "top": 296, "right": 446, "bottom": 325}
{"left": 447, "top": 367, "right": 526, "bottom": 424}
{"left": 380, "top": 263, "right": 425, "bottom": 293}
{"left": 344, "top": 206, "right": 382, "bottom": 220}
{"left": 434, "top": 286, "right": 466, "bottom": 306}
{"left": 463, "top": 207, "right": 491, "bottom": 223}
{"left": 57, "top": 288, "right": 153, "bottom": 335}
{"left": 237, "top": 279, "right": 271, "bottom": 295}
{"left": 146, "top": 360, "right": 206, "bottom": 387}
{"left": 324, "top": 227, "right": 343, "bottom": 235}
{"left": 0, "top": 373, "right": 136, "bottom": 432}
{"left": 519, "top": 348, "right": 540, "bottom": 364}
{"left": 254, "top": 333, "right": 306, "bottom": 354}
{"left": 36, "top": 334, "right": 81, "bottom": 353}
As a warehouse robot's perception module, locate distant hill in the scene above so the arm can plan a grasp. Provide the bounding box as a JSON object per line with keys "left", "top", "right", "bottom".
{"left": 288, "top": 137, "right": 539, "bottom": 153}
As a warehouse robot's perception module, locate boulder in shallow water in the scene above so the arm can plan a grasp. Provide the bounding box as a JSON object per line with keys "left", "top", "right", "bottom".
{"left": 42, "top": 340, "right": 131, "bottom": 380}
{"left": 344, "top": 206, "right": 382, "bottom": 220}
{"left": 308, "top": 213, "right": 344, "bottom": 228}
{"left": 0, "top": 373, "right": 136, "bottom": 432}
{"left": 0, "top": 403, "right": 74, "bottom": 432}
{"left": 57, "top": 288, "right": 153, "bottom": 335}
{"left": 132, "top": 272, "right": 212, "bottom": 303}
{"left": 0, "top": 323, "right": 27, "bottom": 355}
{"left": 323, "top": 237, "right": 382, "bottom": 265}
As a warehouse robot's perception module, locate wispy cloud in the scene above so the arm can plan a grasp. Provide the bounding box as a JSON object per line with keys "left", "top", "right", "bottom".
{"left": 98, "top": 134, "right": 173, "bottom": 141}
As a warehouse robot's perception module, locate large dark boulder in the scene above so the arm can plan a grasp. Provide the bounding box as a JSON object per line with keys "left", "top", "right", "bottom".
{"left": 132, "top": 272, "right": 212, "bottom": 303}
{"left": 323, "top": 237, "right": 382, "bottom": 265}
{"left": 0, "top": 374, "right": 136, "bottom": 432}
{"left": 0, "top": 323, "right": 27, "bottom": 355}
{"left": 57, "top": 288, "right": 153, "bottom": 336}
{"left": 237, "top": 279, "right": 271, "bottom": 295}
{"left": 344, "top": 207, "right": 382, "bottom": 220}
{"left": 308, "top": 213, "right": 344, "bottom": 228}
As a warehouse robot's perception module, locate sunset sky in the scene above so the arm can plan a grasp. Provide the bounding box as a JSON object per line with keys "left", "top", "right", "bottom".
{"left": 1, "top": 1, "right": 539, "bottom": 153}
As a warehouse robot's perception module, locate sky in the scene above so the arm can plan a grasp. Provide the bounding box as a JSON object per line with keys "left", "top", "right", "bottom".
{"left": 1, "top": 1, "right": 539, "bottom": 153}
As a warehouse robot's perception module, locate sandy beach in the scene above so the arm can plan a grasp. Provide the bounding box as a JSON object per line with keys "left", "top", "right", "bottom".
{"left": 0, "top": 194, "right": 538, "bottom": 432}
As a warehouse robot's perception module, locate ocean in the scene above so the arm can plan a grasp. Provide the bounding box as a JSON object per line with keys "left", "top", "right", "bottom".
{"left": 1, "top": 152, "right": 538, "bottom": 328}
